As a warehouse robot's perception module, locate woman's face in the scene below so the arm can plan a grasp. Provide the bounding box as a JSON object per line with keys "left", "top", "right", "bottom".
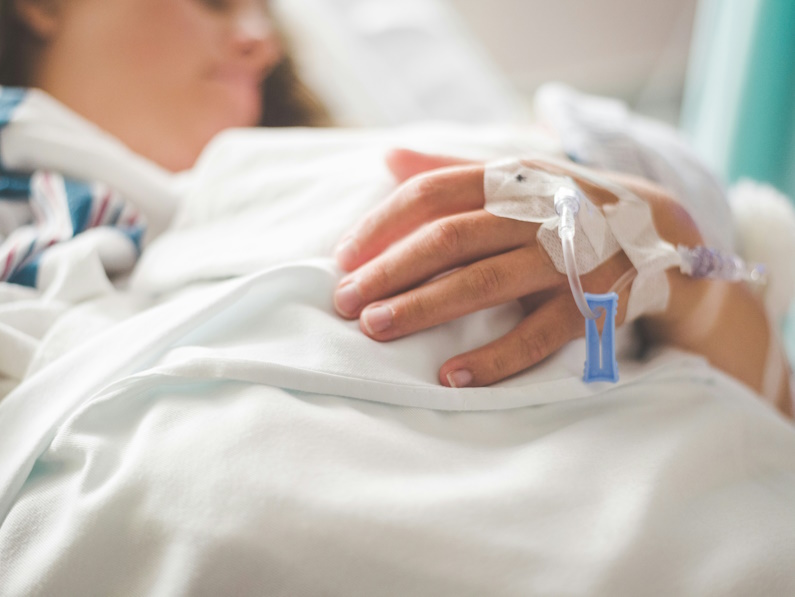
{"left": 29, "top": 0, "right": 282, "bottom": 171}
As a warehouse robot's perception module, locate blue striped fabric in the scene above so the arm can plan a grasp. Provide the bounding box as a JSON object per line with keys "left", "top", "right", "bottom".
{"left": 0, "top": 174, "right": 31, "bottom": 199}
{"left": 63, "top": 178, "right": 94, "bottom": 233}
{"left": 7, "top": 255, "right": 40, "bottom": 287}
{"left": 0, "top": 87, "right": 32, "bottom": 199}
{"left": 0, "top": 86, "right": 146, "bottom": 288}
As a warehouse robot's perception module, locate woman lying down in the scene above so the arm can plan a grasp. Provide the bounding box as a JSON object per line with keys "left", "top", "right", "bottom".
{"left": 1, "top": 0, "right": 794, "bottom": 595}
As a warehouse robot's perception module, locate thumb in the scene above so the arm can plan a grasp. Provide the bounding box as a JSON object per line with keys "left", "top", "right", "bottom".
{"left": 385, "top": 148, "right": 476, "bottom": 183}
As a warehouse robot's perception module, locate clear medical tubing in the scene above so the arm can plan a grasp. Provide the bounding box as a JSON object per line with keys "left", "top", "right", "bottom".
{"left": 552, "top": 183, "right": 765, "bottom": 327}
{"left": 554, "top": 187, "right": 599, "bottom": 320}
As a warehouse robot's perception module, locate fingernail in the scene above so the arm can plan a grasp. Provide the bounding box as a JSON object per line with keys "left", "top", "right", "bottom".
{"left": 335, "top": 281, "right": 363, "bottom": 316}
{"left": 335, "top": 237, "right": 359, "bottom": 268}
{"left": 362, "top": 305, "right": 393, "bottom": 334}
{"left": 446, "top": 369, "right": 473, "bottom": 388}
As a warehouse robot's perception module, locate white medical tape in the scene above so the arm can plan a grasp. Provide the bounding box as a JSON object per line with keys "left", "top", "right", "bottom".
{"left": 484, "top": 158, "right": 621, "bottom": 275}
{"left": 483, "top": 157, "right": 681, "bottom": 321}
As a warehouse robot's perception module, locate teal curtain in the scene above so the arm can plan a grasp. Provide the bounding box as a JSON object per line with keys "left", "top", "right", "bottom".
{"left": 683, "top": 0, "right": 795, "bottom": 363}
{"left": 682, "top": 0, "right": 795, "bottom": 200}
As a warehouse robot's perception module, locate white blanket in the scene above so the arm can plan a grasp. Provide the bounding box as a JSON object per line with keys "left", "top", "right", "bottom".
{"left": 1, "top": 125, "right": 794, "bottom": 596}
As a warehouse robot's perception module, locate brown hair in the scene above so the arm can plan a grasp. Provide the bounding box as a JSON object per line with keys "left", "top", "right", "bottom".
{"left": 0, "top": 0, "right": 35, "bottom": 86}
{"left": 260, "top": 53, "right": 330, "bottom": 128}
{"left": 0, "top": 0, "right": 329, "bottom": 127}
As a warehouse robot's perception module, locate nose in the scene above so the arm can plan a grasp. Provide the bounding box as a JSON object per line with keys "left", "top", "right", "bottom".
{"left": 232, "top": 5, "right": 283, "bottom": 73}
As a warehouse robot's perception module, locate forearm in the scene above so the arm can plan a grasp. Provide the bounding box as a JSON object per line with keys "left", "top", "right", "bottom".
{"left": 642, "top": 272, "right": 793, "bottom": 419}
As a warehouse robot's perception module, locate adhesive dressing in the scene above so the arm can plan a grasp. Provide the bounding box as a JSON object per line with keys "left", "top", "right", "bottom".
{"left": 484, "top": 157, "right": 680, "bottom": 322}
{"left": 484, "top": 157, "right": 770, "bottom": 387}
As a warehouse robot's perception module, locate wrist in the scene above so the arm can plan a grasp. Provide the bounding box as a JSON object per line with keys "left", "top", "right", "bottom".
{"left": 641, "top": 272, "right": 775, "bottom": 405}
{"left": 640, "top": 268, "right": 724, "bottom": 346}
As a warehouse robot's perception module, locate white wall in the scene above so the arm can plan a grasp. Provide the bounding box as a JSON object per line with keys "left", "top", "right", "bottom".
{"left": 447, "top": 0, "right": 698, "bottom": 122}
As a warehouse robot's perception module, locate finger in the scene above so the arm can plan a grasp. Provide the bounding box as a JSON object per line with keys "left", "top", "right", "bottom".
{"left": 334, "top": 212, "right": 538, "bottom": 318}
{"left": 354, "top": 248, "right": 563, "bottom": 340}
{"left": 385, "top": 148, "right": 476, "bottom": 183}
{"left": 336, "top": 165, "right": 485, "bottom": 271}
{"left": 439, "top": 293, "right": 582, "bottom": 388}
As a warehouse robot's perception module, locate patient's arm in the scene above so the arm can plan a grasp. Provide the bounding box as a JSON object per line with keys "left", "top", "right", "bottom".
{"left": 608, "top": 172, "right": 793, "bottom": 418}
{"left": 333, "top": 150, "right": 792, "bottom": 419}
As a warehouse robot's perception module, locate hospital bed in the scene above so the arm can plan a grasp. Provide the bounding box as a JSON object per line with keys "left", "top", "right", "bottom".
{"left": 1, "top": 1, "right": 794, "bottom": 595}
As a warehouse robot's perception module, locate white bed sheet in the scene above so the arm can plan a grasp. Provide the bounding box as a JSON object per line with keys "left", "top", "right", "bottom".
{"left": 1, "top": 125, "right": 794, "bottom": 596}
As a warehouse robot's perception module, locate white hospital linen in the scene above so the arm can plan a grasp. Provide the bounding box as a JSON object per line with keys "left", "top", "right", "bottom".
{"left": 0, "top": 87, "right": 183, "bottom": 395}
{"left": 2, "top": 256, "right": 795, "bottom": 596}
{"left": 1, "top": 125, "right": 794, "bottom": 596}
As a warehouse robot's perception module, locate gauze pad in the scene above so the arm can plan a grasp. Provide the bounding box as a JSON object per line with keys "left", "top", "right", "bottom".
{"left": 484, "top": 158, "right": 681, "bottom": 321}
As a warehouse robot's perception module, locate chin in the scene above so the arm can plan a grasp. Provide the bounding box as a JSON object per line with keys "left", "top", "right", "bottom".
{"left": 158, "top": 101, "right": 262, "bottom": 171}
{"left": 216, "top": 88, "right": 263, "bottom": 129}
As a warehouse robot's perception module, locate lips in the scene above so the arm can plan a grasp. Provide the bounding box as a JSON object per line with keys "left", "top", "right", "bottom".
{"left": 208, "top": 67, "right": 264, "bottom": 122}
{"left": 212, "top": 67, "right": 262, "bottom": 89}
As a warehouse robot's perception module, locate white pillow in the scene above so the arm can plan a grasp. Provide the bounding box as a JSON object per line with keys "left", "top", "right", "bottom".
{"left": 272, "top": 0, "right": 525, "bottom": 126}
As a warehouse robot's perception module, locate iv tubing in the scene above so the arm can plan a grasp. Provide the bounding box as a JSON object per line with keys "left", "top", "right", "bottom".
{"left": 609, "top": 267, "right": 637, "bottom": 296}
{"left": 554, "top": 187, "right": 599, "bottom": 320}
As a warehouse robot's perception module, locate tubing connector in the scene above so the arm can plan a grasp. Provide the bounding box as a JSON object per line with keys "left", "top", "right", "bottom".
{"left": 554, "top": 186, "right": 580, "bottom": 242}
{"left": 677, "top": 244, "right": 767, "bottom": 286}
{"left": 555, "top": 185, "right": 619, "bottom": 383}
{"left": 554, "top": 186, "right": 598, "bottom": 321}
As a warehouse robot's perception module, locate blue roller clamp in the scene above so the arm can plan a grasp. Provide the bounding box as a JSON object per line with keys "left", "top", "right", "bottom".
{"left": 583, "top": 292, "right": 619, "bottom": 383}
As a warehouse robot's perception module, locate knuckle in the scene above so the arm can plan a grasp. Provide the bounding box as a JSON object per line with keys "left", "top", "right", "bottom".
{"left": 408, "top": 174, "right": 441, "bottom": 207}
{"left": 428, "top": 219, "right": 462, "bottom": 256}
{"left": 361, "top": 261, "right": 392, "bottom": 296}
{"left": 518, "top": 326, "right": 553, "bottom": 365}
{"left": 488, "top": 351, "right": 513, "bottom": 379}
{"left": 468, "top": 263, "right": 502, "bottom": 297}
{"left": 400, "top": 291, "right": 431, "bottom": 324}
{"left": 667, "top": 201, "right": 700, "bottom": 239}
{"left": 647, "top": 191, "right": 702, "bottom": 246}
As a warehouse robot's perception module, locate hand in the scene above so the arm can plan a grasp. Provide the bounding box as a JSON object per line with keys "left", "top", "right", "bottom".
{"left": 332, "top": 149, "right": 666, "bottom": 387}
{"left": 332, "top": 149, "right": 791, "bottom": 418}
